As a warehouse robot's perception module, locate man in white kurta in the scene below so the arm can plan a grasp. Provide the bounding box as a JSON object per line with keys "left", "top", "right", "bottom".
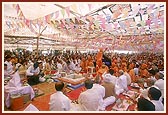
{"left": 26, "top": 62, "right": 40, "bottom": 85}
{"left": 92, "top": 77, "right": 105, "bottom": 110}
{"left": 78, "top": 79, "right": 100, "bottom": 111}
{"left": 4, "top": 55, "right": 14, "bottom": 78}
{"left": 4, "top": 72, "right": 35, "bottom": 108}
{"left": 49, "top": 82, "right": 71, "bottom": 111}
{"left": 148, "top": 87, "right": 164, "bottom": 111}
{"left": 102, "top": 69, "right": 117, "bottom": 85}
{"left": 115, "top": 70, "right": 128, "bottom": 95}
{"left": 154, "top": 72, "right": 164, "bottom": 103}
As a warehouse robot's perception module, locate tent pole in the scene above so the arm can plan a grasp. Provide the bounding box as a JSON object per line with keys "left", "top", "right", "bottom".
{"left": 36, "top": 26, "right": 47, "bottom": 57}
{"left": 36, "top": 36, "right": 39, "bottom": 57}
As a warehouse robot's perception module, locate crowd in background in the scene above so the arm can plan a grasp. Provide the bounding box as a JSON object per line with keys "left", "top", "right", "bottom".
{"left": 4, "top": 49, "right": 164, "bottom": 111}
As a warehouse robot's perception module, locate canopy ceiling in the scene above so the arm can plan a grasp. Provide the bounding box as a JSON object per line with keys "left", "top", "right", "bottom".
{"left": 3, "top": 2, "right": 165, "bottom": 52}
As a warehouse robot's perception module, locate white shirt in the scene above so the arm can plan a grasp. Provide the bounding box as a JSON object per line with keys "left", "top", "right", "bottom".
{"left": 116, "top": 74, "right": 128, "bottom": 90}
{"left": 154, "top": 79, "right": 164, "bottom": 98}
{"left": 78, "top": 89, "right": 100, "bottom": 111}
{"left": 57, "top": 63, "right": 63, "bottom": 71}
{"left": 68, "top": 61, "right": 76, "bottom": 71}
{"left": 92, "top": 84, "right": 105, "bottom": 98}
{"left": 49, "top": 91, "right": 71, "bottom": 111}
{"left": 151, "top": 100, "right": 164, "bottom": 111}
{"left": 4, "top": 61, "right": 14, "bottom": 75}
{"left": 26, "top": 66, "right": 40, "bottom": 76}
{"left": 102, "top": 73, "right": 117, "bottom": 85}
{"left": 124, "top": 72, "right": 131, "bottom": 85}
{"left": 134, "top": 68, "right": 139, "bottom": 75}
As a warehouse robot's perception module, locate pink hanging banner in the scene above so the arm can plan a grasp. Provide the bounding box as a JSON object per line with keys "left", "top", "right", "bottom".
{"left": 65, "top": 6, "right": 70, "bottom": 17}
{"left": 55, "top": 11, "right": 59, "bottom": 19}
{"left": 88, "top": 4, "right": 92, "bottom": 11}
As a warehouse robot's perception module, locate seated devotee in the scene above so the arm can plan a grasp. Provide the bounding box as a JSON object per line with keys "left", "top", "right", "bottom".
{"left": 78, "top": 79, "right": 101, "bottom": 111}
{"left": 80, "top": 57, "right": 87, "bottom": 72}
{"left": 49, "top": 82, "right": 71, "bottom": 111}
{"left": 26, "top": 62, "right": 40, "bottom": 85}
{"left": 137, "top": 97, "right": 155, "bottom": 111}
{"left": 44, "top": 59, "right": 52, "bottom": 74}
{"left": 139, "top": 63, "right": 150, "bottom": 78}
{"left": 128, "top": 63, "right": 136, "bottom": 83}
{"left": 154, "top": 72, "right": 164, "bottom": 104}
{"left": 18, "top": 59, "right": 28, "bottom": 81}
{"left": 123, "top": 68, "right": 132, "bottom": 86}
{"left": 68, "top": 59, "right": 81, "bottom": 73}
{"left": 102, "top": 69, "right": 117, "bottom": 85}
{"left": 4, "top": 55, "right": 16, "bottom": 78}
{"left": 4, "top": 70, "right": 35, "bottom": 108}
{"left": 139, "top": 78, "right": 156, "bottom": 101}
{"left": 92, "top": 76, "right": 105, "bottom": 110}
{"left": 96, "top": 63, "right": 109, "bottom": 81}
{"left": 100, "top": 75, "right": 116, "bottom": 111}
{"left": 148, "top": 87, "right": 164, "bottom": 111}
{"left": 115, "top": 70, "right": 128, "bottom": 95}
{"left": 38, "top": 61, "right": 46, "bottom": 82}
{"left": 86, "top": 55, "right": 95, "bottom": 73}
{"left": 134, "top": 63, "right": 139, "bottom": 76}
{"left": 56, "top": 59, "right": 63, "bottom": 72}
{"left": 4, "top": 64, "right": 12, "bottom": 78}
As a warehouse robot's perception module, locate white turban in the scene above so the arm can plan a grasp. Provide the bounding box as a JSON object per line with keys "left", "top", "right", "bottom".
{"left": 103, "top": 75, "right": 111, "bottom": 83}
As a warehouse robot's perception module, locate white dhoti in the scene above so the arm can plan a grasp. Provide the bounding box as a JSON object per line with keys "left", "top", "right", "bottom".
{"left": 4, "top": 72, "right": 35, "bottom": 108}
{"left": 99, "top": 96, "right": 116, "bottom": 111}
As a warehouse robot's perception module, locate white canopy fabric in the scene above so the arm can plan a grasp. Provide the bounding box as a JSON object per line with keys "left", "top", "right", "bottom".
{"left": 3, "top": 2, "right": 165, "bottom": 52}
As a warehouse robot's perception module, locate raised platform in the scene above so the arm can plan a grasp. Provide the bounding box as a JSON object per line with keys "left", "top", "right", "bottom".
{"left": 56, "top": 73, "right": 86, "bottom": 85}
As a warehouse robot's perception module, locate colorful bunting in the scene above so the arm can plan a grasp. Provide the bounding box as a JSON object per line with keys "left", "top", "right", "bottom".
{"left": 65, "top": 6, "right": 70, "bottom": 17}
{"left": 60, "top": 9, "right": 65, "bottom": 18}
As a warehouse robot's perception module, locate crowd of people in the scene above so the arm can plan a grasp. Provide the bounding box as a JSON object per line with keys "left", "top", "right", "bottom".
{"left": 4, "top": 48, "right": 164, "bottom": 111}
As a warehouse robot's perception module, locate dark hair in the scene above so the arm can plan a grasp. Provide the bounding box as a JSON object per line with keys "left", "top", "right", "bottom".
{"left": 109, "top": 69, "right": 114, "bottom": 75}
{"left": 148, "top": 87, "right": 161, "bottom": 100}
{"left": 4, "top": 63, "right": 7, "bottom": 66}
{"left": 148, "top": 69, "right": 156, "bottom": 76}
{"left": 33, "top": 62, "right": 39, "bottom": 69}
{"left": 5, "top": 55, "right": 11, "bottom": 59}
{"left": 137, "top": 98, "right": 155, "bottom": 111}
{"left": 93, "top": 75, "right": 100, "bottom": 84}
{"left": 159, "top": 72, "right": 164, "bottom": 79}
{"left": 55, "top": 82, "right": 64, "bottom": 91}
{"left": 84, "top": 79, "right": 93, "bottom": 89}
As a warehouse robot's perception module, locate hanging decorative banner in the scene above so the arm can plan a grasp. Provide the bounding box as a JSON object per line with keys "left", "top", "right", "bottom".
{"left": 76, "top": 16, "right": 80, "bottom": 22}
{"left": 119, "top": 21, "right": 125, "bottom": 29}
{"left": 25, "top": 19, "right": 30, "bottom": 27}
{"left": 65, "top": 18, "right": 70, "bottom": 24}
{"left": 139, "top": 9, "right": 144, "bottom": 15}
{"left": 122, "top": 9, "right": 129, "bottom": 18}
{"left": 113, "top": 11, "right": 121, "bottom": 19}
{"left": 60, "top": 9, "right": 65, "bottom": 18}
{"left": 106, "top": 14, "right": 111, "bottom": 22}
{"left": 65, "top": 6, "right": 70, "bottom": 17}
{"left": 45, "top": 14, "right": 51, "bottom": 24}
{"left": 71, "top": 4, "right": 78, "bottom": 13}
{"left": 146, "top": 19, "right": 151, "bottom": 26}
{"left": 94, "top": 20, "right": 100, "bottom": 29}
{"left": 113, "top": 22, "right": 118, "bottom": 29}
{"left": 71, "top": 17, "right": 76, "bottom": 23}
{"left": 88, "top": 4, "right": 92, "bottom": 11}
{"left": 86, "top": 16, "right": 93, "bottom": 22}
{"left": 106, "top": 23, "right": 112, "bottom": 31}
{"left": 54, "top": 11, "right": 59, "bottom": 19}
